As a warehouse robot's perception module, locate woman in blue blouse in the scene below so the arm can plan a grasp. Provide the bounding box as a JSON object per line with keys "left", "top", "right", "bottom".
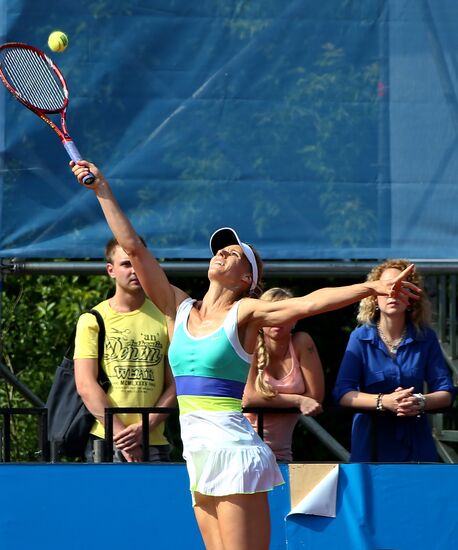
{"left": 333, "top": 259, "right": 455, "bottom": 462}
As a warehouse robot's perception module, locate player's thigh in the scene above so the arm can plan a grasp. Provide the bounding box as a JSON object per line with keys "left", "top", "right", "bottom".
{"left": 193, "top": 492, "right": 224, "bottom": 550}
{"left": 215, "top": 492, "right": 270, "bottom": 550}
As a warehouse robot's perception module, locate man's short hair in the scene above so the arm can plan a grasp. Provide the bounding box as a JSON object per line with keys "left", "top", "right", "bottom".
{"left": 105, "top": 236, "right": 147, "bottom": 263}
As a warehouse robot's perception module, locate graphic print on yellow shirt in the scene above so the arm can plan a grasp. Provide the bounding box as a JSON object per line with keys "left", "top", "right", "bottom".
{"left": 74, "top": 299, "right": 169, "bottom": 445}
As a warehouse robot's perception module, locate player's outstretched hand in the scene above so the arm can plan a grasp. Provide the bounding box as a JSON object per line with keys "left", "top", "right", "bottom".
{"left": 370, "top": 264, "right": 421, "bottom": 306}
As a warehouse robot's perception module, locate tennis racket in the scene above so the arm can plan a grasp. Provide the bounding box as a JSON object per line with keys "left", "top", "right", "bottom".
{"left": 0, "top": 42, "right": 94, "bottom": 184}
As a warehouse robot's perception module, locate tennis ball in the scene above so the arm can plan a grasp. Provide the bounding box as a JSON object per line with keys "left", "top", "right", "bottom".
{"left": 48, "top": 31, "right": 68, "bottom": 53}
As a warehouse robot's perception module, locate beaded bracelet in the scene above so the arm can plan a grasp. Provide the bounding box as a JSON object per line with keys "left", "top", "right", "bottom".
{"left": 376, "top": 393, "right": 385, "bottom": 412}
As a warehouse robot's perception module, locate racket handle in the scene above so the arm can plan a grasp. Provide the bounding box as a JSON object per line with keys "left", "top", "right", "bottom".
{"left": 63, "top": 140, "right": 95, "bottom": 185}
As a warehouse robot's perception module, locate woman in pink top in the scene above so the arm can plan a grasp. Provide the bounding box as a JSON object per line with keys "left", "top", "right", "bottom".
{"left": 243, "top": 288, "right": 325, "bottom": 461}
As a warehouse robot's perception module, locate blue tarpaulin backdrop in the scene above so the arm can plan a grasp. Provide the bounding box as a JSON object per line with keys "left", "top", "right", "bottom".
{"left": 1, "top": 0, "right": 458, "bottom": 260}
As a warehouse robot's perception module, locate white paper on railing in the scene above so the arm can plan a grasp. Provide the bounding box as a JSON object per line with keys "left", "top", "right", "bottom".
{"left": 287, "top": 464, "right": 339, "bottom": 518}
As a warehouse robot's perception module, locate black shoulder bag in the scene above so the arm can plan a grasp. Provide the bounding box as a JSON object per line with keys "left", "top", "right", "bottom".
{"left": 46, "top": 309, "right": 110, "bottom": 459}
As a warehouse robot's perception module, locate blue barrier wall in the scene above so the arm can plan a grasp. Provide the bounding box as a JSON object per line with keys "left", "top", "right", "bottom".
{"left": 0, "top": 462, "right": 290, "bottom": 550}
{"left": 1, "top": 462, "right": 457, "bottom": 550}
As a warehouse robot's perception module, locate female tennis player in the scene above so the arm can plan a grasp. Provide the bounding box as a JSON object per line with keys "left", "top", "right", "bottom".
{"left": 70, "top": 159, "right": 420, "bottom": 550}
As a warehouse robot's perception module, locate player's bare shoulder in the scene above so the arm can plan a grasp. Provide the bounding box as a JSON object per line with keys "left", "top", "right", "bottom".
{"left": 172, "top": 285, "right": 191, "bottom": 310}
{"left": 237, "top": 296, "right": 268, "bottom": 326}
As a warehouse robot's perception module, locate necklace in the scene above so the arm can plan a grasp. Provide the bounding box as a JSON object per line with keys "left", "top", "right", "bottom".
{"left": 376, "top": 321, "right": 407, "bottom": 354}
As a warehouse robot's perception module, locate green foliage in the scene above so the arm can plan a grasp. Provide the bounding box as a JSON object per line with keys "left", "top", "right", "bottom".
{"left": 0, "top": 272, "right": 113, "bottom": 461}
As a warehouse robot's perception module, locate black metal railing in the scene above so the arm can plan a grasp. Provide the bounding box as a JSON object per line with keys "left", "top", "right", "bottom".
{"left": 1, "top": 404, "right": 457, "bottom": 463}
{"left": 103, "top": 406, "right": 177, "bottom": 462}
{"left": 0, "top": 407, "right": 49, "bottom": 462}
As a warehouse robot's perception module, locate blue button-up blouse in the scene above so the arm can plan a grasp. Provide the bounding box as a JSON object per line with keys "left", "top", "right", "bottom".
{"left": 333, "top": 322, "right": 455, "bottom": 462}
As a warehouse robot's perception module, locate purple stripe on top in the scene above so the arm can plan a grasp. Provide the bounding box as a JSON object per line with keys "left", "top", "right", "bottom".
{"left": 175, "top": 375, "right": 246, "bottom": 399}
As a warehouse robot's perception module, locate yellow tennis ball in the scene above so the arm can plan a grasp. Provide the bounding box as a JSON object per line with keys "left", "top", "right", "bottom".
{"left": 48, "top": 31, "right": 68, "bottom": 53}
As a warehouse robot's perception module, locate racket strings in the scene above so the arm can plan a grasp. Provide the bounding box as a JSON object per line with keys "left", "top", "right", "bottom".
{"left": 1, "top": 48, "right": 66, "bottom": 112}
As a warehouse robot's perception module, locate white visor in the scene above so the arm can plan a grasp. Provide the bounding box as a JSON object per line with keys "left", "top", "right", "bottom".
{"left": 209, "top": 227, "right": 259, "bottom": 292}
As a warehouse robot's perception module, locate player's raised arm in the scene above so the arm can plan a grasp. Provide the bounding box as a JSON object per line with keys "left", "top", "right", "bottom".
{"left": 240, "top": 263, "right": 420, "bottom": 328}
{"left": 70, "top": 160, "right": 186, "bottom": 318}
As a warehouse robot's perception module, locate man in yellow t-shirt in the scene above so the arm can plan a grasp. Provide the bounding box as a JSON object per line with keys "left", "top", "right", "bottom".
{"left": 74, "top": 237, "right": 175, "bottom": 462}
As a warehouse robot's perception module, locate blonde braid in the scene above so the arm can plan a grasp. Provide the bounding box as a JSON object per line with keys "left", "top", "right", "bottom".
{"left": 254, "top": 329, "right": 277, "bottom": 398}
{"left": 253, "top": 287, "right": 294, "bottom": 398}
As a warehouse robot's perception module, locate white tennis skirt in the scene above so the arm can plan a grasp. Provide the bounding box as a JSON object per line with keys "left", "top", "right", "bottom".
{"left": 180, "top": 410, "right": 284, "bottom": 497}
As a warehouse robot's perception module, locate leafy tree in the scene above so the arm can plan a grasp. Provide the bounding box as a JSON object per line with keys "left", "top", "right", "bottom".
{"left": 0, "top": 271, "right": 113, "bottom": 460}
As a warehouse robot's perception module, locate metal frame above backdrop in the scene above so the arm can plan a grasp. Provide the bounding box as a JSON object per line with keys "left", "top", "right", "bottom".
{"left": 3, "top": 258, "right": 458, "bottom": 276}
